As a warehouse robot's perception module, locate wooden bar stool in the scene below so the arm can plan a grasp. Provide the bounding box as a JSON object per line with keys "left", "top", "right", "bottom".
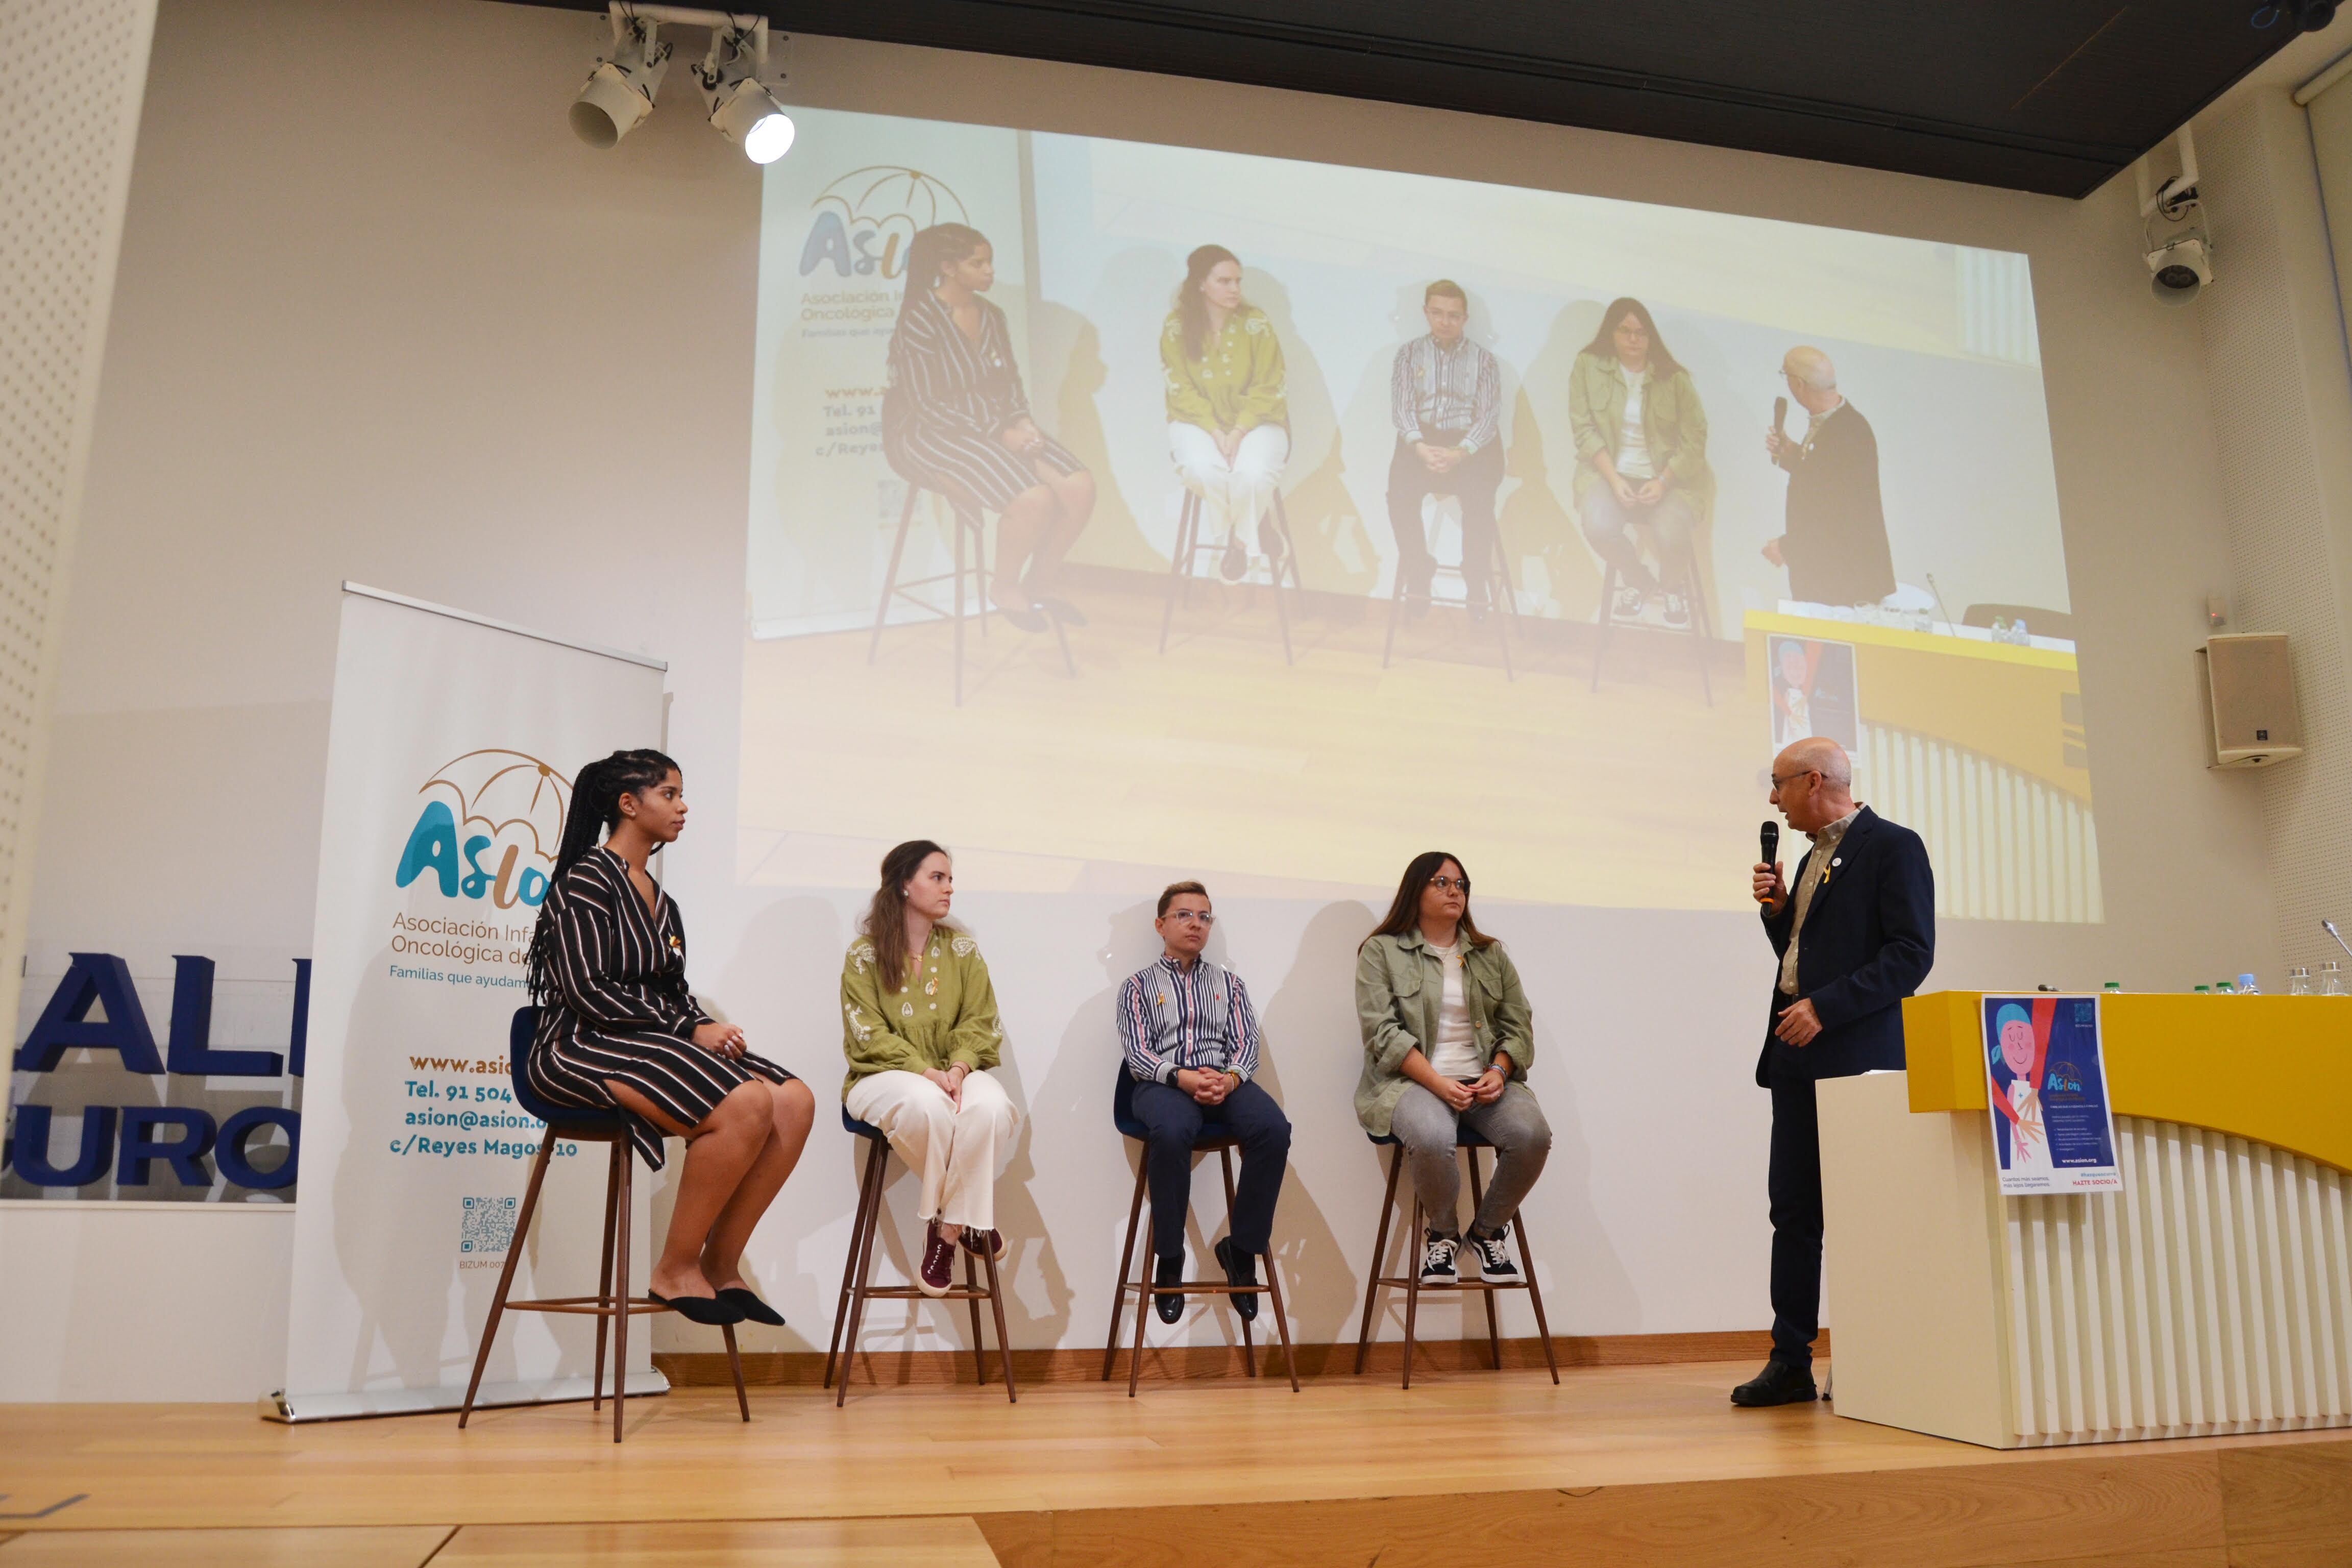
{"left": 1352, "top": 1125, "right": 1558, "bottom": 1390}
{"left": 459, "top": 1006, "right": 749, "bottom": 1443}
{"left": 868, "top": 482, "right": 1074, "bottom": 706}
{"left": 1101, "top": 1067, "right": 1298, "bottom": 1396}
{"left": 1157, "top": 488, "right": 1304, "bottom": 665}
{"left": 1589, "top": 529, "right": 1716, "bottom": 704}
{"left": 823, "top": 1107, "right": 1017, "bottom": 1406}
{"left": 1380, "top": 501, "right": 1518, "bottom": 679}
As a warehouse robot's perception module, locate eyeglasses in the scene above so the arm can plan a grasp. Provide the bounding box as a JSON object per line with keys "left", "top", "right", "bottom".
{"left": 1429, "top": 876, "right": 1471, "bottom": 893}
{"left": 1770, "top": 769, "right": 1820, "bottom": 790}
{"left": 1165, "top": 910, "right": 1215, "bottom": 927}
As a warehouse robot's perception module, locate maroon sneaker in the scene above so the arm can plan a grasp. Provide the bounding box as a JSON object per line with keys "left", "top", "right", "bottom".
{"left": 959, "top": 1226, "right": 1006, "bottom": 1261}
{"left": 918, "top": 1231, "right": 957, "bottom": 1297}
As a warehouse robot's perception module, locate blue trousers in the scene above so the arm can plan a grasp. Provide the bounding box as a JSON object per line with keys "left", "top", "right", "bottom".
{"left": 1130, "top": 1077, "right": 1291, "bottom": 1258}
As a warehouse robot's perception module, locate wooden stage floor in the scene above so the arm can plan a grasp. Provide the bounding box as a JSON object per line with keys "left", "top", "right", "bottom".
{"left": 2, "top": 1361, "right": 2347, "bottom": 1566}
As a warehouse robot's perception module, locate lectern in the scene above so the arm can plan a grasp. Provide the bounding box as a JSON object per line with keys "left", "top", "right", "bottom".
{"left": 1819, "top": 991, "right": 2352, "bottom": 1448}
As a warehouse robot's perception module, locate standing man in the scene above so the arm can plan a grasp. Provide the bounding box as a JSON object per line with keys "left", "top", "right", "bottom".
{"left": 1735, "top": 737, "right": 1934, "bottom": 1407}
{"left": 1118, "top": 881, "right": 1292, "bottom": 1325}
{"left": 1387, "top": 280, "right": 1506, "bottom": 617}
{"left": 1762, "top": 347, "right": 1897, "bottom": 608}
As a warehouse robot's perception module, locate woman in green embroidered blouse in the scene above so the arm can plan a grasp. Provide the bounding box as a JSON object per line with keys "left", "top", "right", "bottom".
{"left": 840, "top": 839, "right": 1018, "bottom": 1296}
{"left": 1161, "top": 243, "right": 1290, "bottom": 581}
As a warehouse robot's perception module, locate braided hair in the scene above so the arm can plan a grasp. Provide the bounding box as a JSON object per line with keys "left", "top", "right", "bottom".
{"left": 526, "top": 748, "right": 678, "bottom": 1005}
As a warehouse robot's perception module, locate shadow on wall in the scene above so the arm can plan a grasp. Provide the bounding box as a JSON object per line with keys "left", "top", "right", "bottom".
{"left": 1245, "top": 270, "right": 1369, "bottom": 603}
{"left": 1518, "top": 298, "right": 1610, "bottom": 626}
{"left": 1034, "top": 300, "right": 1159, "bottom": 575}
{"left": 1257, "top": 899, "right": 1377, "bottom": 1344}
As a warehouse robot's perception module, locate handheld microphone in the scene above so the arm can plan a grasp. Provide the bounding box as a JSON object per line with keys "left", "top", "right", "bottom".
{"left": 2325, "top": 919, "right": 2352, "bottom": 960}
{"left": 1760, "top": 820, "right": 1779, "bottom": 867}
{"left": 1772, "top": 396, "right": 1788, "bottom": 438}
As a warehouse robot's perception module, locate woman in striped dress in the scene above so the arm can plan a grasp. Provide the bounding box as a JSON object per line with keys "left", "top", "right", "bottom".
{"left": 882, "top": 222, "right": 1095, "bottom": 632}
{"left": 527, "top": 748, "right": 814, "bottom": 1327}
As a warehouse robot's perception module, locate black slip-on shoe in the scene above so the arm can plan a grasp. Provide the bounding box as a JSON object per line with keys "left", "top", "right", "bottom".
{"left": 1154, "top": 1254, "right": 1184, "bottom": 1324}
{"left": 1730, "top": 1359, "right": 1819, "bottom": 1407}
{"left": 650, "top": 1290, "right": 748, "bottom": 1327}
{"left": 1214, "top": 1236, "right": 1259, "bottom": 1322}
{"left": 716, "top": 1287, "right": 785, "bottom": 1327}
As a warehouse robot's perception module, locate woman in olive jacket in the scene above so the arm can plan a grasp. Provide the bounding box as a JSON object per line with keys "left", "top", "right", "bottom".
{"left": 1568, "top": 296, "right": 1714, "bottom": 625}
{"left": 1355, "top": 851, "right": 1551, "bottom": 1285}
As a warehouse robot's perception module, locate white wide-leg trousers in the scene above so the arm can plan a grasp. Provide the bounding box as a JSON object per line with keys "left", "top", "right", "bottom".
{"left": 844, "top": 1068, "right": 1019, "bottom": 1231}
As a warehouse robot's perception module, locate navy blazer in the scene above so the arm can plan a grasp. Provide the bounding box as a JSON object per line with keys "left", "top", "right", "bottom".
{"left": 1756, "top": 805, "right": 1935, "bottom": 1086}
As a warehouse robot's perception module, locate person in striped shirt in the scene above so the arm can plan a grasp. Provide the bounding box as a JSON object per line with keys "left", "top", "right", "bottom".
{"left": 1117, "top": 881, "right": 1291, "bottom": 1323}
{"left": 1387, "top": 280, "right": 1507, "bottom": 617}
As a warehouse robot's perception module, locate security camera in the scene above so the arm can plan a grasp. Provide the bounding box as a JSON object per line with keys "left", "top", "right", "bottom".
{"left": 2146, "top": 231, "right": 2212, "bottom": 306}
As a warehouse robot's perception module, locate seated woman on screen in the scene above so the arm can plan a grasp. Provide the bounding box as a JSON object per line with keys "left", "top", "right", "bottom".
{"left": 1567, "top": 297, "right": 1713, "bottom": 626}
{"left": 1353, "top": 852, "right": 1551, "bottom": 1284}
{"left": 881, "top": 223, "right": 1096, "bottom": 631}
{"left": 1161, "top": 244, "right": 1290, "bottom": 582}
{"left": 527, "top": 749, "right": 814, "bottom": 1328}
{"left": 840, "top": 839, "right": 1020, "bottom": 1298}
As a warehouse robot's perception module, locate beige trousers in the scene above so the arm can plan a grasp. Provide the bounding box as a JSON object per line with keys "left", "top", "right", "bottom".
{"left": 844, "top": 1068, "right": 1019, "bottom": 1231}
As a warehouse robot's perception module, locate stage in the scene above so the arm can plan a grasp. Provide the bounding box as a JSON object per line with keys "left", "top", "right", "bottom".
{"left": 1, "top": 1358, "right": 2346, "bottom": 1566}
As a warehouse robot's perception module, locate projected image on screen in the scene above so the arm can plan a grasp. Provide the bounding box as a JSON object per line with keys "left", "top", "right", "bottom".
{"left": 739, "top": 109, "right": 2096, "bottom": 922}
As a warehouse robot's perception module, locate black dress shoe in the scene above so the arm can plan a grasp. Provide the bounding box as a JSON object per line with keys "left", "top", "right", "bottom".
{"left": 1035, "top": 596, "right": 1089, "bottom": 627}
{"left": 1215, "top": 1237, "right": 1259, "bottom": 1322}
{"left": 1730, "top": 1359, "right": 1818, "bottom": 1407}
{"left": 649, "top": 1290, "right": 748, "bottom": 1327}
{"left": 716, "top": 1287, "right": 785, "bottom": 1327}
{"left": 991, "top": 597, "right": 1049, "bottom": 632}
{"left": 1154, "top": 1254, "right": 1184, "bottom": 1324}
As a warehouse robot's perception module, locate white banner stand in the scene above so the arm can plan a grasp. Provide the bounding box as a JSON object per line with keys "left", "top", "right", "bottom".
{"left": 272, "top": 585, "right": 667, "bottom": 1420}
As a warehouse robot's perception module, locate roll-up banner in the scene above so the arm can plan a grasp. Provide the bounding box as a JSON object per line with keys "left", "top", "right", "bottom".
{"left": 272, "top": 585, "right": 667, "bottom": 1421}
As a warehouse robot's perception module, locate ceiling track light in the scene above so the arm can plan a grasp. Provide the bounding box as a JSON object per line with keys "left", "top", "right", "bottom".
{"left": 570, "top": 3, "right": 795, "bottom": 164}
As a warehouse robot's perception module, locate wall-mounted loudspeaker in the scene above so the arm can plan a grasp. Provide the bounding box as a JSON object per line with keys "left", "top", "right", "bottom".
{"left": 2196, "top": 634, "right": 2302, "bottom": 768}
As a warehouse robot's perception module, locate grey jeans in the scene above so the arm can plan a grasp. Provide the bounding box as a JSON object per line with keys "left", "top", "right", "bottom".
{"left": 1388, "top": 1080, "right": 1552, "bottom": 1240}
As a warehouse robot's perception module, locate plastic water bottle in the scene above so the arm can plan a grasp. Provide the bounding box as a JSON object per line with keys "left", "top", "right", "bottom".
{"left": 2289, "top": 966, "right": 2312, "bottom": 995}
{"left": 2194, "top": 984, "right": 2212, "bottom": 994}
{"left": 2322, "top": 961, "right": 2346, "bottom": 997}
{"left": 2237, "top": 973, "right": 2261, "bottom": 994}
{"left": 2216, "top": 981, "right": 2235, "bottom": 994}
{"left": 2102, "top": 981, "right": 2121, "bottom": 993}
{"left": 2013, "top": 617, "right": 2030, "bottom": 645}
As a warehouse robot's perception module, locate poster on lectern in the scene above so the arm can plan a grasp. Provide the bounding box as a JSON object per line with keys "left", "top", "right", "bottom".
{"left": 1981, "top": 994, "right": 2120, "bottom": 1194}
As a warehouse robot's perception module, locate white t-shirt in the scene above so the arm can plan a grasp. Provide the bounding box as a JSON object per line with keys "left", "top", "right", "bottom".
{"left": 1614, "top": 371, "right": 1654, "bottom": 481}
{"left": 1427, "top": 942, "right": 1484, "bottom": 1079}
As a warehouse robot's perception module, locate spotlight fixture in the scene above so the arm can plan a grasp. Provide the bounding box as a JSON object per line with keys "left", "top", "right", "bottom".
{"left": 695, "top": 21, "right": 796, "bottom": 164}
{"left": 570, "top": 8, "right": 672, "bottom": 149}
{"left": 569, "top": 5, "right": 794, "bottom": 164}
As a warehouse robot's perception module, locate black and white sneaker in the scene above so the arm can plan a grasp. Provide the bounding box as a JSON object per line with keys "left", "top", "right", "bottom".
{"left": 1418, "top": 1232, "right": 1459, "bottom": 1284}
{"left": 1464, "top": 1228, "right": 1517, "bottom": 1282}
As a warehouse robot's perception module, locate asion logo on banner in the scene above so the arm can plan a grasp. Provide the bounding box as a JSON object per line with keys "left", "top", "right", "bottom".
{"left": 387, "top": 750, "right": 566, "bottom": 986}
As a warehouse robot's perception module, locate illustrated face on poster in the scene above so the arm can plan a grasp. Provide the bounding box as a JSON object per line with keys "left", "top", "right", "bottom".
{"left": 1981, "top": 994, "right": 2120, "bottom": 1194}
{"left": 1767, "top": 635, "right": 1857, "bottom": 751}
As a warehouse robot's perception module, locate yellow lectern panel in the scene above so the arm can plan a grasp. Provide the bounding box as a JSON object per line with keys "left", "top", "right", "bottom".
{"left": 1901, "top": 991, "right": 2352, "bottom": 1173}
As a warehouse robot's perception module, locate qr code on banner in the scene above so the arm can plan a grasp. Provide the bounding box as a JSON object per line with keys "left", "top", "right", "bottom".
{"left": 460, "top": 1194, "right": 517, "bottom": 1256}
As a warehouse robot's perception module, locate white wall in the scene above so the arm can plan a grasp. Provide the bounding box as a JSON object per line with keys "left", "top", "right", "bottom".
{"left": 5, "top": 0, "right": 2308, "bottom": 1397}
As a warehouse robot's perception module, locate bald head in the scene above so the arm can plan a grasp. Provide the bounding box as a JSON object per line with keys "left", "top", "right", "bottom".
{"left": 1783, "top": 347, "right": 1835, "bottom": 389}
{"left": 1770, "top": 737, "right": 1855, "bottom": 832}
{"left": 1782, "top": 347, "right": 1842, "bottom": 416}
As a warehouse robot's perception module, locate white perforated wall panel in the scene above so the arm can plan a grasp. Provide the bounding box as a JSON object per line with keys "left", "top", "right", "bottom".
{"left": 2199, "top": 94, "right": 2352, "bottom": 968}
{"left": 0, "top": 0, "right": 159, "bottom": 1025}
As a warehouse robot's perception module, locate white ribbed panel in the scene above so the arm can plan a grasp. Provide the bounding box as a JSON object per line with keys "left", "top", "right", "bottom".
{"left": 1954, "top": 246, "right": 2040, "bottom": 366}
{"left": 1857, "top": 721, "right": 2102, "bottom": 924}
{"left": 2001, "top": 1116, "right": 2352, "bottom": 1446}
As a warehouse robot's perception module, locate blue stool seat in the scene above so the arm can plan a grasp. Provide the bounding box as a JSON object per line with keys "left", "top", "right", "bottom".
{"left": 1103, "top": 1063, "right": 1297, "bottom": 1394}
{"left": 1367, "top": 1125, "right": 1493, "bottom": 1149}
{"left": 506, "top": 1006, "right": 628, "bottom": 1134}
{"left": 841, "top": 1107, "right": 885, "bottom": 1141}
